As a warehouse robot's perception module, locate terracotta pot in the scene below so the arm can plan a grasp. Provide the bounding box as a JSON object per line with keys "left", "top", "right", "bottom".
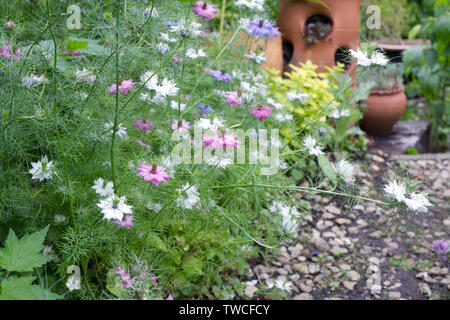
{"left": 360, "top": 86, "right": 407, "bottom": 136}
{"left": 277, "top": 0, "right": 361, "bottom": 73}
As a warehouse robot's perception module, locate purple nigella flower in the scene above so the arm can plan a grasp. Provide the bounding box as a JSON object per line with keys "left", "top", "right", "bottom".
{"left": 246, "top": 20, "right": 280, "bottom": 38}
{"left": 432, "top": 240, "right": 449, "bottom": 256}
{"left": 206, "top": 68, "right": 233, "bottom": 83}
{"left": 198, "top": 103, "right": 214, "bottom": 114}
{"left": 164, "top": 21, "right": 178, "bottom": 29}
{"left": 113, "top": 267, "right": 133, "bottom": 288}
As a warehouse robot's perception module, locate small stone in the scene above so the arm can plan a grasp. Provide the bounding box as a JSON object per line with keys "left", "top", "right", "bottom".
{"left": 369, "top": 231, "right": 382, "bottom": 239}
{"left": 347, "top": 271, "right": 361, "bottom": 281}
{"left": 372, "top": 155, "right": 384, "bottom": 163}
{"left": 299, "top": 283, "right": 313, "bottom": 293}
{"left": 343, "top": 281, "right": 357, "bottom": 291}
{"left": 293, "top": 263, "right": 309, "bottom": 274}
{"left": 244, "top": 285, "right": 258, "bottom": 298}
{"left": 339, "top": 264, "right": 351, "bottom": 271}
{"left": 418, "top": 283, "right": 431, "bottom": 296}
{"left": 335, "top": 218, "right": 352, "bottom": 225}
{"left": 308, "top": 264, "right": 318, "bottom": 274}
{"left": 325, "top": 205, "right": 341, "bottom": 215}
{"left": 389, "top": 291, "right": 401, "bottom": 299}
{"left": 293, "top": 293, "right": 314, "bottom": 300}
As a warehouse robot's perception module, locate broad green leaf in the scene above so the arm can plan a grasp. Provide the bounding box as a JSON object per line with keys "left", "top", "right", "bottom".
{"left": 0, "top": 276, "right": 60, "bottom": 300}
{"left": 318, "top": 155, "right": 337, "bottom": 184}
{"left": 66, "top": 38, "right": 88, "bottom": 52}
{"left": 408, "top": 24, "right": 422, "bottom": 40}
{"left": 0, "top": 226, "right": 51, "bottom": 272}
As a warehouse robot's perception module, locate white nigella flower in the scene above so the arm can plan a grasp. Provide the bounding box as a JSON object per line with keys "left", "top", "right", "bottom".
{"left": 159, "top": 33, "right": 177, "bottom": 42}
{"left": 286, "top": 92, "right": 309, "bottom": 104}
{"left": 349, "top": 48, "right": 388, "bottom": 67}
{"left": 186, "top": 48, "right": 207, "bottom": 59}
{"left": 29, "top": 156, "right": 55, "bottom": 182}
{"left": 97, "top": 194, "right": 133, "bottom": 221}
{"left": 176, "top": 182, "right": 200, "bottom": 209}
{"left": 104, "top": 122, "right": 128, "bottom": 139}
{"left": 75, "top": 68, "right": 96, "bottom": 83}
{"left": 274, "top": 112, "right": 293, "bottom": 122}
{"left": 22, "top": 74, "right": 49, "bottom": 88}
{"left": 197, "top": 117, "right": 224, "bottom": 131}
{"left": 269, "top": 279, "right": 293, "bottom": 292}
{"left": 143, "top": 7, "right": 158, "bottom": 18}
{"left": 330, "top": 108, "right": 351, "bottom": 119}
{"left": 91, "top": 177, "right": 114, "bottom": 197}
{"left": 235, "top": 0, "right": 265, "bottom": 11}
{"left": 403, "top": 192, "right": 432, "bottom": 213}
{"left": 42, "top": 245, "right": 57, "bottom": 261}
{"left": 244, "top": 51, "right": 266, "bottom": 64}
{"left": 141, "top": 72, "right": 179, "bottom": 100}
{"left": 146, "top": 200, "right": 163, "bottom": 213}
{"left": 371, "top": 51, "right": 389, "bottom": 66}
{"left": 384, "top": 180, "right": 407, "bottom": 203}
{"left": 170, "top": 100, "right": 186, "bottom": 111}
{"left": 54, "top": 214, "right": 67, "bottom": 224}
{"left": 266, "top": 97, "right": 284, "bottom": 110}
{"left": 303, "top": 136, "right": 323, "bottom": 156}
{"left": 384, "top": 180, "right": 432, "bottom": 213}
{"left": 332, "top": 160, "right": 355, "bottom": 183}
{"left": 246, "top": 279, "right": 258, "bottom": 286}
{"left": 156, "top": 42, "right": 170, "bottom": 55}
{"left": 269, "top": 201, "right": 300, "bottom": 233}
{"left": 170, "top": 20, "right": 202, "bottom": 38}
{"left": 206, "top": 156, "right": 233, "bottom": 168}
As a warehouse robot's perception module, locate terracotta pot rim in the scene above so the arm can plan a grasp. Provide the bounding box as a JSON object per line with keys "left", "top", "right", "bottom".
{"left": 369, "top": 85, "right": 404, "bottom": 96}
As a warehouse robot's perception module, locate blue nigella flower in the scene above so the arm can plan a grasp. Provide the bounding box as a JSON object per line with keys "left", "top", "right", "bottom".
{"left": 246, "top": 20, "right": 280, "bottom": 38}
{"left": 198, "top": 103, "right": 215, "bottom": 114}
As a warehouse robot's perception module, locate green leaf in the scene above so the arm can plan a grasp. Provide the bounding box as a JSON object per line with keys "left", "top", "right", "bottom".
{"left": 0, "top": 276, "right": 60, "bottom": 300}
{"left": 408, "top": 24, "right": 422, "bottom": 40}
{"left": 318, "top": 155, "right": 337, "bottom": 184}
{"left": 407, "top": 148, "right": 419, "bottom": 155}
{"left": 0, "top": 226, "right": 51, "bottom": 272}
{"left": 66, "top": 38, "right": 88, "bottom": 52}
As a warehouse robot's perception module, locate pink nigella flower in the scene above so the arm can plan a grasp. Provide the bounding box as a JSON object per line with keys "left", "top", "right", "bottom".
{"left": 251, "top": 105, "right": 272, "bottom": 121}
{"left": 135, "top": 139, "right": 152, "bottom": 151}
{"left": 166, "top": 295, "right": 173, "bottom": 300}
{"left": 224, "top": 91, "right": 243, "bottom": 107}
{"left": 108, "top": 79, "right": 136, "bottom": 95}
{"left": 118, "top": 79, "right": 136, "bottom": 94}
{"left": 107, "top": 83, "right": 117, "bottom": 94}
{"left": 202, "top": 132, "right": 240, "bottom": 149}
{"left": 171, "top": 119, "right": 191, "bottom": 133}
{"left": 192, "top": 1, "right": 218, "bottom": 20}
{"left": 133, "top": 119, "right": 155, "bottom": 131}
{"left": 59, "top": 50, "right": 83, "bottom": 56}
{"left": 137, "top": 162, "right": 171, "bottom": 186}
{"left": 113, "top": 267, "right": 133, "bottom": 288}
{"left": 116, "top": 215, "right": 134, "bottom": 229}
{"left": 5, "top": 21, "right": 15, "bottom": 28}
{"left": 172, "top": 54, "right": 184, "bottom": 63}
{"left": 1, "top": 43, "right": 21, "bottom": 60}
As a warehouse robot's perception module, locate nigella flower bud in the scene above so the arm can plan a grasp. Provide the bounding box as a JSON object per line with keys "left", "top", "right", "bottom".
{"left": 318, "top": 128, "right": 327, "bottom": 136}
{"left": 181, "top": 29, "right": 190, "bottom": 38}
{"left": 22, "top": 76, "right": 36, "bottom": 89}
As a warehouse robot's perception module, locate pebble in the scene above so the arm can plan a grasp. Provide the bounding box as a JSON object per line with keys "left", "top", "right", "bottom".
{"left": 347, "top": 271, "right": 361, "bottom": 282}
{"left": 293, "top": 293, "right": 314, "bottom": 300}
{"left": 343, "top": 281, "right": 357, "bottom": 291}
{"left": 293, "top": 263, "right": 309, "bottom": 274}
{"left": 368, "top": 231, "right": 382, "bottom": 239}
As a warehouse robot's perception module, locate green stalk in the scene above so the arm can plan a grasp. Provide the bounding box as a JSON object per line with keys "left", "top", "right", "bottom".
{"left": 45, "top": 0, "right": 75, "bottom": 226}
{"left": 110, "top": 0, "right": 122, "bottom": 189}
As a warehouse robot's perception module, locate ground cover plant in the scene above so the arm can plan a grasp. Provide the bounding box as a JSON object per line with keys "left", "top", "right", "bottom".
{"left": 0, "top": 0, "right": 435, "bottom": 300}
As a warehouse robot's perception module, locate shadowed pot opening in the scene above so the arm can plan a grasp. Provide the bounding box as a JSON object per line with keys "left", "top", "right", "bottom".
{"left": 282, "top": 41, "right": 294, "bottom": 65}
{"left": 335, "top": 47, "right": 350, "bottom": 70}
{"left": 303, "top": 14, "right": 333, "bottom": 47}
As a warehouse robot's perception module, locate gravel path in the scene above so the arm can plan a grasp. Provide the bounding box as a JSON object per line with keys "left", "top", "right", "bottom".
{"left": 245, "top": 150, "right": 450, "bottom": 300}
